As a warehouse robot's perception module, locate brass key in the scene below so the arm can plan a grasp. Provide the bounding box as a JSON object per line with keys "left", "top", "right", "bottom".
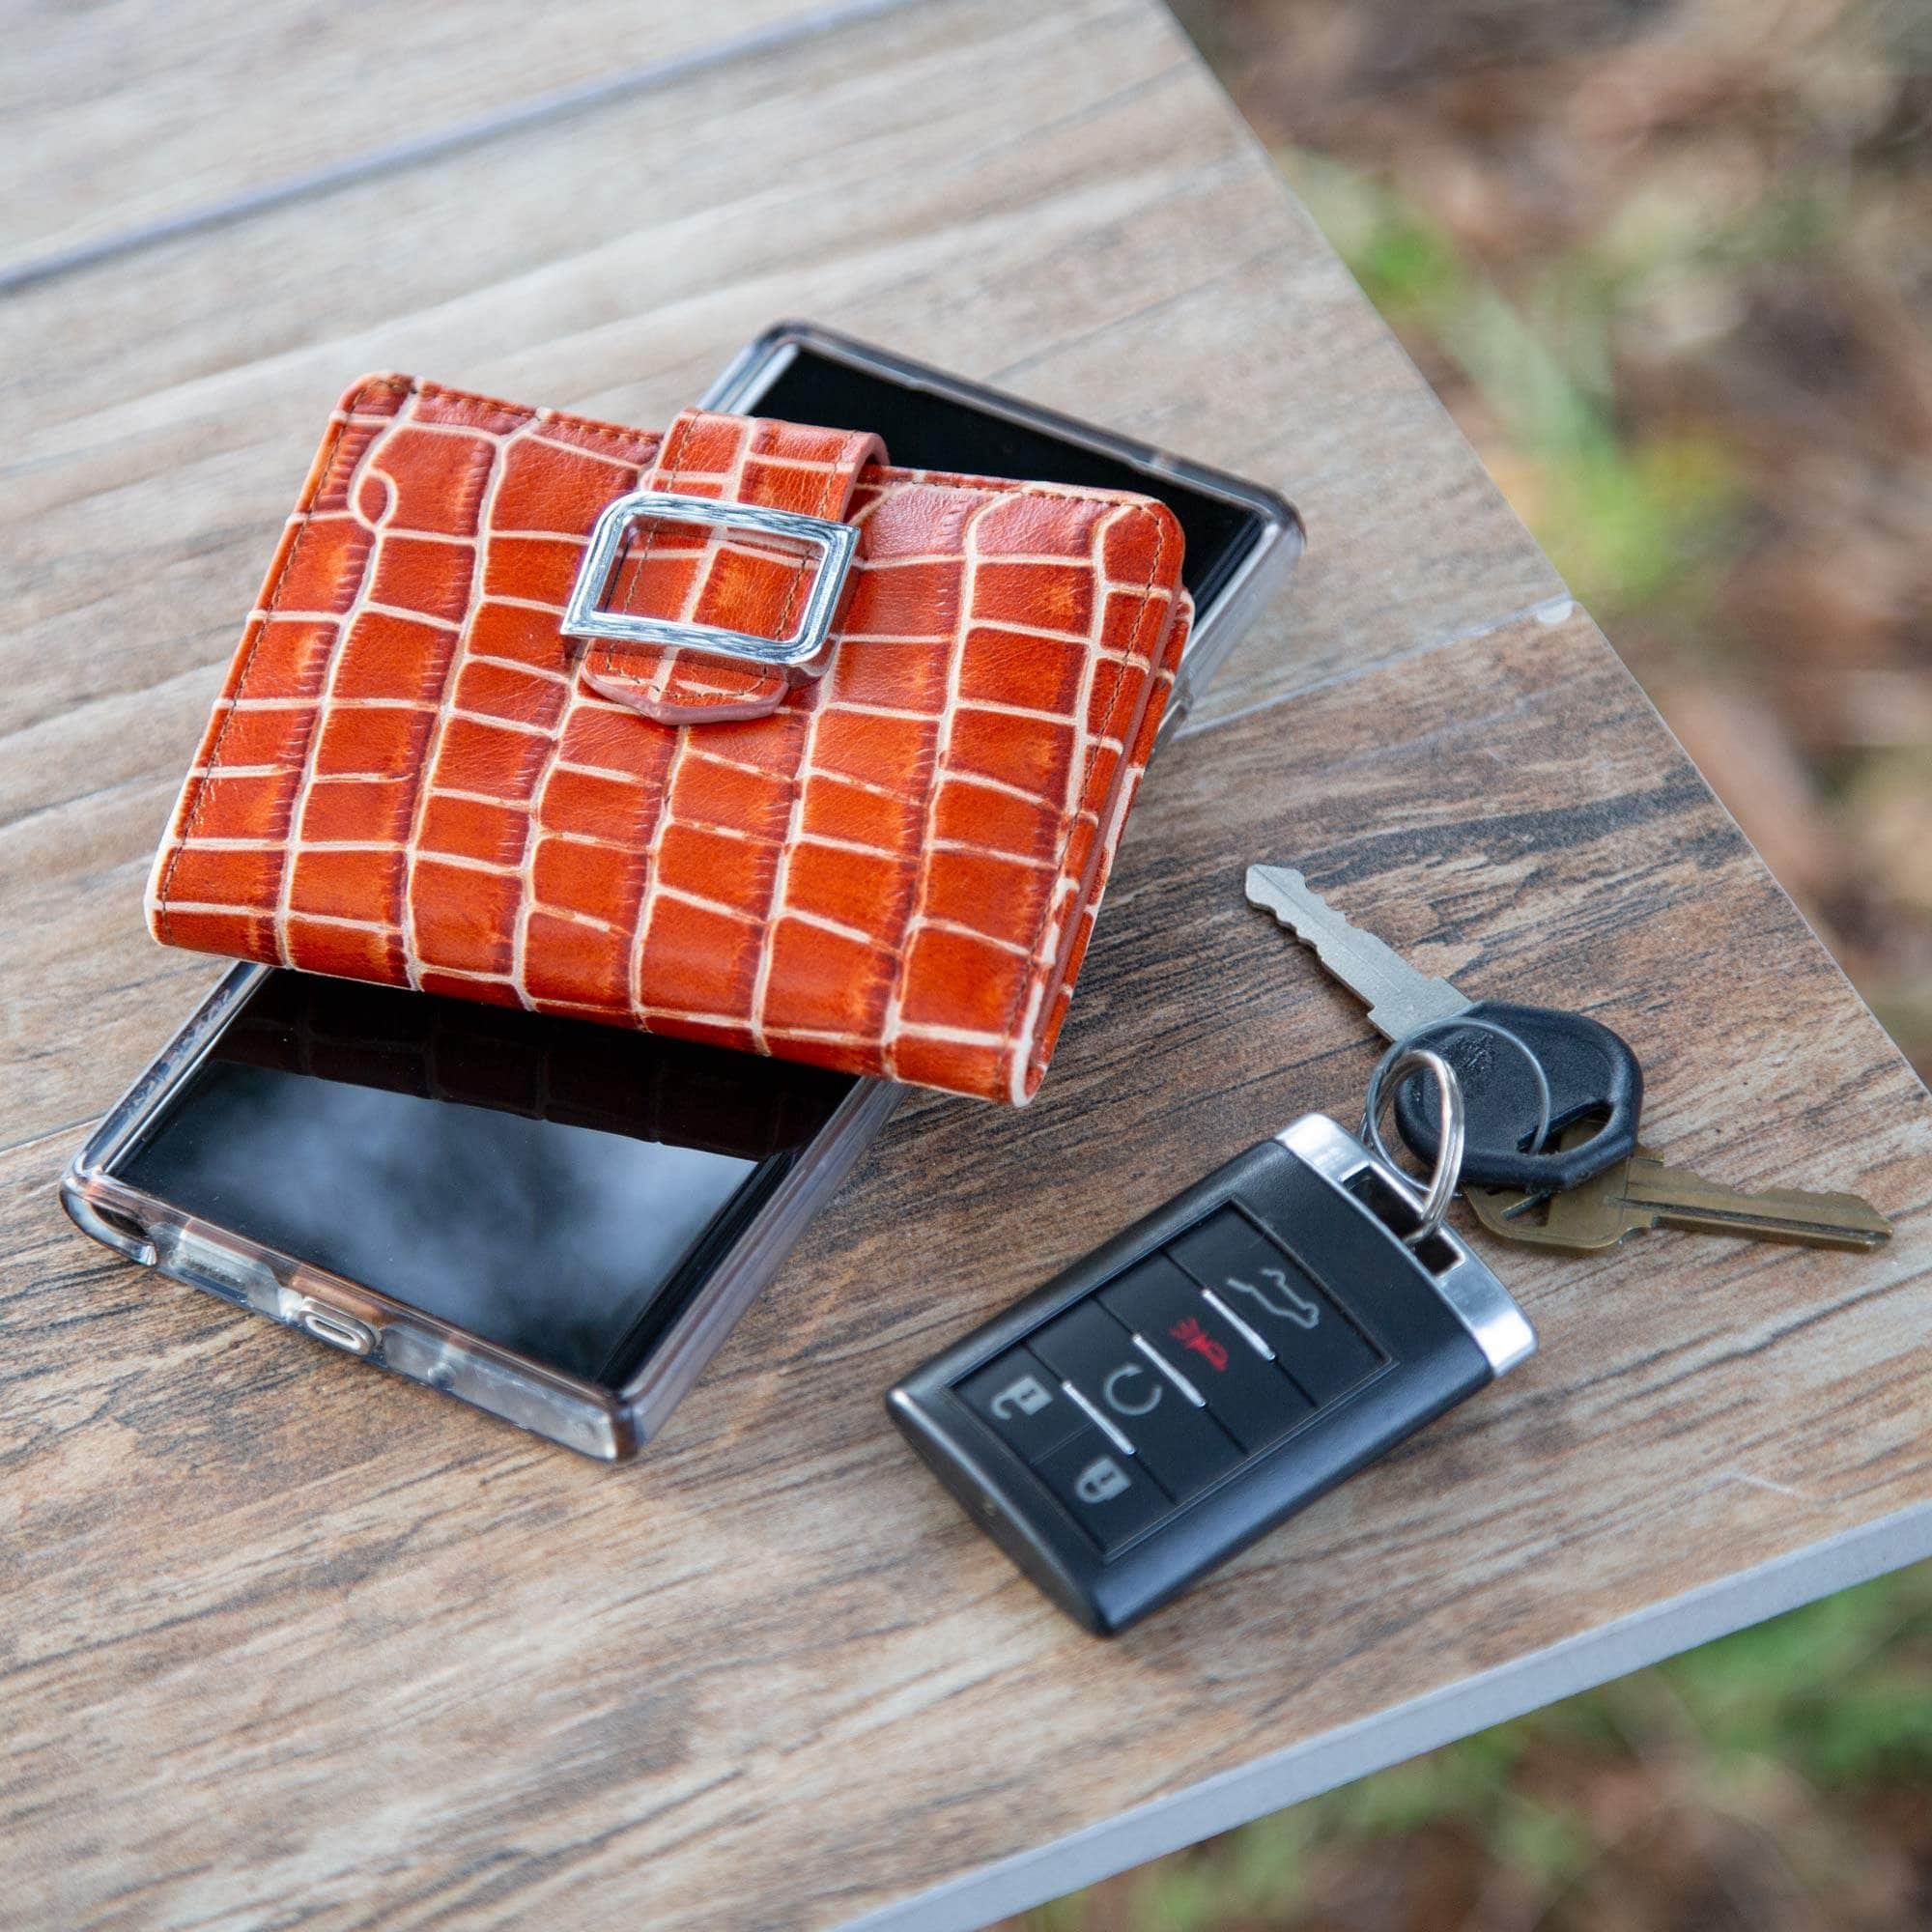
{"left": 1465, "top": 1144, "right": 1891, "bottom": 1253}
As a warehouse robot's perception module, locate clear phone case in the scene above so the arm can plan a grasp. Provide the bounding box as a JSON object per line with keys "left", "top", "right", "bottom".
{"left": 61, "top": 325, "right": 1301, "bottom": 1459}
{"left": 63, "top": 963, "right": 901, "bottom": 1460}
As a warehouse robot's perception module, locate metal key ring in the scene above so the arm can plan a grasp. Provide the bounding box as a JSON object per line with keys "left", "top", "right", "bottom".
{"left": 1360, "top": 1047, "right": 1466, "bottom": 1245}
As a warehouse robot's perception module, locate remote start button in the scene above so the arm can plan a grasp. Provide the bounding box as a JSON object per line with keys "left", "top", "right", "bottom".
{"left": 1099, "top": 1252, "right": 1312, "bottom": 1449}
{"left": 1030, "top": 1301, "right": 1244, "bottom": 1502}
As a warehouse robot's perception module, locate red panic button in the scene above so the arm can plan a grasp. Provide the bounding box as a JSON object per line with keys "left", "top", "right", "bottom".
{"left": 1168, "top": 1315, "right": 1229, "bottom": 1373}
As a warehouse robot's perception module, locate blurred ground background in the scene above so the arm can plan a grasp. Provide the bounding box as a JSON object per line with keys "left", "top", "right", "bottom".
{"left": 1001, "top": 0, "right": 1932, "bottom": 1925}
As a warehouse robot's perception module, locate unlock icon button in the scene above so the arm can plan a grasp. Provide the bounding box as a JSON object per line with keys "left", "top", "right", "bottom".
{"left": 956, "top": 1346, "right": 1083, "bottom": 1463}
{"left": 992, "top": 1373, "right": 1052, "bottom": 1420}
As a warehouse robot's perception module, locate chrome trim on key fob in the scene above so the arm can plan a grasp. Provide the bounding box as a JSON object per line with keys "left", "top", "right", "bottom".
{"left": 1278, "top": 1115, "right": 1535, "bottom": 1376}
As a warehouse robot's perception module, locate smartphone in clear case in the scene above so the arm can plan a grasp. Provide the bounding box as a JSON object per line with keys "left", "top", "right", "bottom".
{"left": 62, "top": 323, "right": 1302, "bottom": 1460}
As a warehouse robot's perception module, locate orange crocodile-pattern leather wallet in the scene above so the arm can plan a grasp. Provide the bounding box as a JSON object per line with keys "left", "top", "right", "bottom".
{"left": 147, "top": 374, "right": 1192, "bottom": 1103}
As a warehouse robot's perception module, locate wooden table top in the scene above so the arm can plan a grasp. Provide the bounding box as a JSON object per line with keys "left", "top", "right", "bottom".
{"left": 4, "top": 3, "right": 1927, "bottom": 1927}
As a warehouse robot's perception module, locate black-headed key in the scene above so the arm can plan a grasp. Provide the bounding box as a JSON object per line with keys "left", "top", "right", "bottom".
{"left": 1245, "top": 864, "right": 1642, "bottom": 1193}
{"left": 887, "top": 1112, "right": 1535, "bottom": 1635}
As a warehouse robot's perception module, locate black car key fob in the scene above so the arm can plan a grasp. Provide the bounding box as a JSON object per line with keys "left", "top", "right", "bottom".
{"left": 888, "top": 1114, "right": 1535, "bottom": 1635}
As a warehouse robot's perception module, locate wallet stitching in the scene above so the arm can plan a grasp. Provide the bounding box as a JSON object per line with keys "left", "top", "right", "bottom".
{"left": 1022, "top": 580, "right": 1184, "bottom": 1096}
{"left": 1017, "top": 523, "right": 1173, "bottom": 1084}
{"left": 156, "top": 371, "right": 414, "bottom": 944}
{"left": 412, "top": 377, "right": 649, "bottom": 452}
{"left": 996, "top": 504, "right": 1174, "bottom": 1078}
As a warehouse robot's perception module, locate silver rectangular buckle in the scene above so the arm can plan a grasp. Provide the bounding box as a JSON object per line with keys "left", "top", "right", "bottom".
{"left": 562, "top": 490, "right": 860, "bottom": 671}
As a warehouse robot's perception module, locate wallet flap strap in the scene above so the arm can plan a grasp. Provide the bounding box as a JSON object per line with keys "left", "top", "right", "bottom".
{"left": 577, "top": 409, "right": 885, "bottom": 724}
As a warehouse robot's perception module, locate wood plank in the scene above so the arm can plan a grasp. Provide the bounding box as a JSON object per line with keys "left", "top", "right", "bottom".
{"left": 5, "top": 606, "right": 1926, "bottom": 1930}
{"left": 3, "top": 0, "right": 1553, "bottom": 726}
{"left": 1, "top": 0, "right": 847, "bottom": 272}
{"left": 0, "top": 0, "right": 1557, "bottom": 1143}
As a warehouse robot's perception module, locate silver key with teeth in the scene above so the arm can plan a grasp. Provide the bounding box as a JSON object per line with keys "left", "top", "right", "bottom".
{"left": 1244, "top": 864, "right": 1469, "bottom": 1039}
{"left": 1244, "top": 864, "right": 1647, "bottom": 1193}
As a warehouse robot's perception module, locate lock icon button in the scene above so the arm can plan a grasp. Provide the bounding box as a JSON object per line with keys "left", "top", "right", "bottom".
{"left": 1074, "top": 1457, "right": 1131, "bottom": 1504}
{"left": 1035, "top": 1432, "right": 1165, "bottom": 1551}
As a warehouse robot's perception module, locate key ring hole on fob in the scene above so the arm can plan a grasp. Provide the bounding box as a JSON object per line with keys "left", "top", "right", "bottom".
{"left": 1361, "top": 1018, "right": 1553, "bottom": 1244}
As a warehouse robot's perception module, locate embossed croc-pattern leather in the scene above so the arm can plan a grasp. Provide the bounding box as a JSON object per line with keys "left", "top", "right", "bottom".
{"left": 147, "top": 375, "right": 1191, "bottom": 1103}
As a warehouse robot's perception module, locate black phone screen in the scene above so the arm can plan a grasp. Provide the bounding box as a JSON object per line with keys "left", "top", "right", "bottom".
{"left": 119, "top": 975, "right": 851, "bottom": 1391}
{"left": 736, "top": 343, "right": 1268, "bottom": 616}
{"left": 121, "top": 346, "right": 1268, "bottom": 1391}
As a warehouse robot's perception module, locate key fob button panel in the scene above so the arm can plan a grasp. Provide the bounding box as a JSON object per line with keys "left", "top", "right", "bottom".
{"left": 1096, "top": 1253, "right": 1314, "bottom": 1452}
{"left": 1166, "top": 1207, "right": 1384, "bottom": 1406}
{"left": 1030, "top": 1301, "right": 1245, "bottom": 1503}
{"left": 956, "top": 1346, "right": 1085, "bottom": 1465}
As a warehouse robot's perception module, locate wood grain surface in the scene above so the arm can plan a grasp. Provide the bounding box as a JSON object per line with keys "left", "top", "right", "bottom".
{"left": 1, "top": 1, "right": 1925, "bottom": 1928}
{"left": 2, "top": 0, "right": 855, "bottom": 271}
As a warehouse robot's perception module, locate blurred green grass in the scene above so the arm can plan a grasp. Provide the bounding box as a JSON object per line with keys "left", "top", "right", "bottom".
{"left": 1003, "top": 2, "right": 1931, "bottom": 1923}
{"left": 1286, "top": 151, "right": 1751, "bottom": 625}
{"left": 1175, "top": 0, "right": 1932, "bottom": 1075}
{"left": 1012, "top": 1564, "right": 1932, "bottom": 1930}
